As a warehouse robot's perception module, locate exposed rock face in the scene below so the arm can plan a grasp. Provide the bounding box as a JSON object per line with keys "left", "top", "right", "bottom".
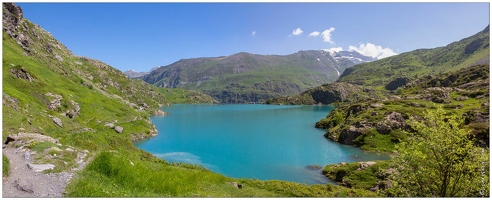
{"left": 385, "top": 77, "right": 410, "bottom": 90}
{"left": 3, "top": 3, "right": 33, "bottom": 53}
{"left": 376, "top": 112, "right": 408, "bottom": 134}
{"left": 311, "top": 84, "right": 349, "bottom": 104}
{"left": 3, "top": 3, "right": 23, "bottom": 37}
{"left": 337, "top": 120, "right": 372, "bottom": 145}
{"left": 10, "top": 67, "right": 36, "bottom": 82}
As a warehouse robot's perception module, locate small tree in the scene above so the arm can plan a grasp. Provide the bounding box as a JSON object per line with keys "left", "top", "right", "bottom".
{"left": 389, "top": 106, "right": 489, "bottom": 197}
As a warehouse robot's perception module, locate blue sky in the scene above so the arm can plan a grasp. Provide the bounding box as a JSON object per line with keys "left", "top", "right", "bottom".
{"left": 17, "top": 2, "right": 490, "bottom": 72}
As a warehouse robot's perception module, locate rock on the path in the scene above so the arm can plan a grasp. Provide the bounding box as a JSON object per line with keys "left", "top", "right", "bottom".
{"left": 27, "top": 164, "right": 55, "bottom": 172}
{"left": 24, "top": 151, "right": 31, "bottom": 160}
{"left": 14, "top": 179, "right": 34, "bottom": 193}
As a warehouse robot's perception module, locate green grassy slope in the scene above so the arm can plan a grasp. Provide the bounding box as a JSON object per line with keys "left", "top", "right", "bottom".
{"left": 338, "top": 25, "right": 489, "bottom": 87}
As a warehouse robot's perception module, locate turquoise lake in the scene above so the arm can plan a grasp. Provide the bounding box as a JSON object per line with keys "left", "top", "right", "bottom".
{"left": 134, "top": 104, "right": 389, "bottom": 184}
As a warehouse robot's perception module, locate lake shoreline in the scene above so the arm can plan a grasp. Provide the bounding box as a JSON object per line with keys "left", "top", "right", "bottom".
{"left": 135, "top": 104, "right": 389, "bottom": 185}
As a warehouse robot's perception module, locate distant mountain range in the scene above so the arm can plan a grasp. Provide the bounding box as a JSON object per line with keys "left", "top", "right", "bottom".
{"left": 123, "top": 67, "right": 160, "bottom": 78}
{"left": 268, "top": 25, "right": 490, "bottom": 105}
{"left": 136, "top": 50, "right": 377, "bottom": 103}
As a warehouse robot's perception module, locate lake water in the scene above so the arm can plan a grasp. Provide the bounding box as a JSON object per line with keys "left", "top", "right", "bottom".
{"left": 134, "top": 104, "right": 389, "bottom": 184}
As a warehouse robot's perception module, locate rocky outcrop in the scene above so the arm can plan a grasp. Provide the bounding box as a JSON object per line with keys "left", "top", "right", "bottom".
{"left": 407, "top": 87, "right": 452, "bottom": 103}
{"left": 45, "top": 93, "right": 63, "bottom": 111}
{"left": 385, "top": 77, "right": 410, "bottom": 90}
{"left": 336, "top": 120, "right": 372, "bottom": 145}
{"left": 65, "top": 100, "right": 80, "bottom": 118}
{"left": 3, "top": 3, "right": 33, "bottom": 53}
{"left": 10, "top": 67, "right": 36, "bottom": 82}
{"left": 376, "top": 112, "right": 408, "bottom": 134}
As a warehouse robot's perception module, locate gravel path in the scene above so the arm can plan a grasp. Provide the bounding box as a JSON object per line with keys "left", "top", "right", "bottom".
{"left": 2, "top": 146, "right": 88, "bottom": 198}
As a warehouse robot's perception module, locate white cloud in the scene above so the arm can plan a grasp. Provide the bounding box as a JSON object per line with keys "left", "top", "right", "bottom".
{"left": 252, "top": 31, "right": 256, "bottom": 36}
{"left": 348, "top": 43, "right": 397, "bottom": 59}
{"left": 309, "top": 31, "right": 320, "bottom": 37}
{"left": 292, "top": 28, "right": 303, "bottom": 36}
{"left": 321, "top": 27, "right": 335, "bottom": 43}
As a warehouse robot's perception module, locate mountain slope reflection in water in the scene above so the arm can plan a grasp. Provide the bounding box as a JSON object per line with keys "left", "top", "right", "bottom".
{"left": 135, "top": 104, "right": 388, "bottom": 184}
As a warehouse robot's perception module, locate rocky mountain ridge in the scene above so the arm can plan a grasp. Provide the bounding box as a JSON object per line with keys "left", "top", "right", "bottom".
{"left": 141, "top": 50, "right": 377, "bottom": 103}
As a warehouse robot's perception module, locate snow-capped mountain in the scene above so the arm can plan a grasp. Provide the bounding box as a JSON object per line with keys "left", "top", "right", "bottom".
{"left": 123, "top": 67, "right": 161, "bottom": 78}
{"left": 322, "top": 49, "right": 378, "bottom": 65}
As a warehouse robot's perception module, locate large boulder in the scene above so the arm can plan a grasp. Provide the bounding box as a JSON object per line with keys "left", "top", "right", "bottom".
{"left": 114, "top": 126, "right": 123, "bottom": 133}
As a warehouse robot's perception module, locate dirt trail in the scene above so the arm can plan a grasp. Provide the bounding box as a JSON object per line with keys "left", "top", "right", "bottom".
{"left": 2, "top": 145, "right": 90, "bottom": 198}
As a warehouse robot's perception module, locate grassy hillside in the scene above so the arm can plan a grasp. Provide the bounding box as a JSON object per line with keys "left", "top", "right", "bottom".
{"left": 338, "top": 25, "right": 489, "bottom": 87}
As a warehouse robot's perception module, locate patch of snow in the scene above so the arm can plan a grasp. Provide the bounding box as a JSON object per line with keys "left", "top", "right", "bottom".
{"left": 333, "top": 66, "right": 340, "bottom": 76}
